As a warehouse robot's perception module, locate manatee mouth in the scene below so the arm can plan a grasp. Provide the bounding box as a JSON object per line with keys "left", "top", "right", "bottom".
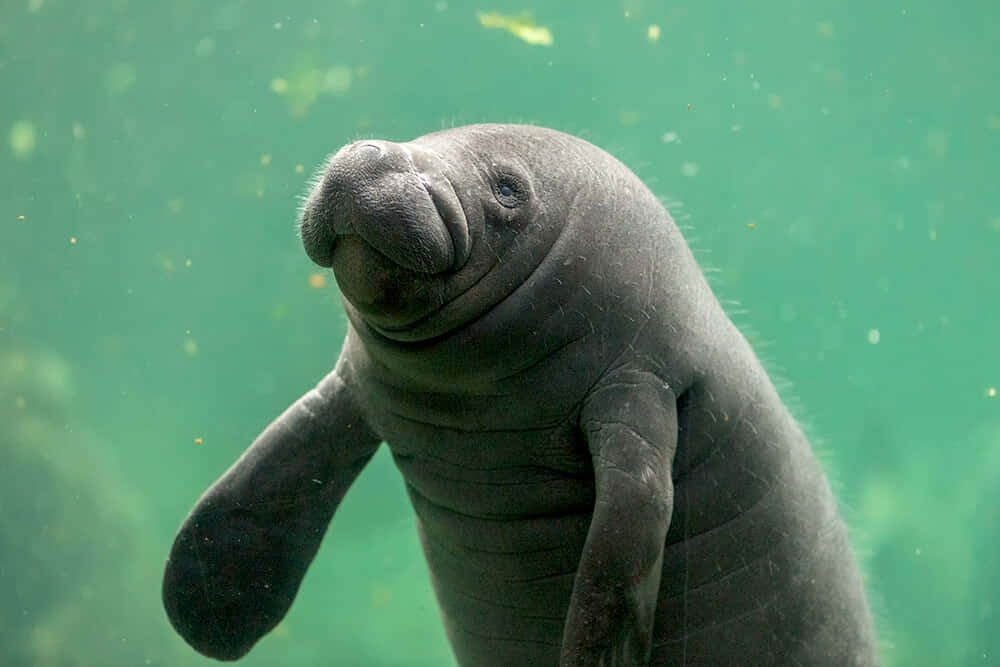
{"left": 299, "top": 141, "right": 471, "bottom": 276}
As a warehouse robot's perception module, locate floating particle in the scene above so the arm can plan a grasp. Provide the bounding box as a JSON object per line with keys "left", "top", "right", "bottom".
{"left": 17, "top": 215, "right": 24, "bottom": 220}
{"left": 926, "top": 131, "right": 949, "bottom": 157}
{"left": 867, "top": 329, "right": 880, "bottom": 345}
{"left": 477, "top": 12, "right": 553, "bottom": 46}
{"left": 194, "top": 437, "right": 203, "bottom": 445}
{"left": 295, "top": 164, "right": 305, "bottom": 173}
{"left": 195, "top": 37, "right": 215, "bottom": 58}
{"left": 747, "top": 223, "right": 755, "bottom": 228}
{"left": 619, "top": 110, "right": 640, "bottom": 125}
{"left": 647, "top": 25, "right": 661, "bottom": 41}
{"left": 106, "top": 62, "right": 137, "bottom": 96}
{"left": 661, "top": 131, "right": 679, "bottom": 144}
{"left": 987, "top": 387, "right": 997, "bottom": 398}
{"left": 767, "top": 93, "right": 783, "bottom": 109}
{"left": 9, "top": 120, "right": 37, "bottom": 158}
{"left": 70, "top": 237, "right": 77, "bottom": 245}
{"left": 260, "top": 153, "right": 272, "bottom": 166}
{"left": 323, "top": 65, "right": 353, "bottom": 95}
{"left": 72, "top": 122, "right": 86, "bottom": 140}
{"left": 309, "top": 273, "right": 326, "bottom": 289}
{"left": 272, "top": 64, "right": 357, "bottom": 117}
{"left": 372, "top": 587, "right": 392, "bottom": 607}
{"left": 680, "top": 162, "right": 699, "bottom": 177}
{"left": 817, "top": 21, "right": 835, "bottom": 38}
{"left": 183, "top": 337, "right": 199, "bottom": 356}
{"left": 185, "top": 258, "right": 193, "bottom": 267}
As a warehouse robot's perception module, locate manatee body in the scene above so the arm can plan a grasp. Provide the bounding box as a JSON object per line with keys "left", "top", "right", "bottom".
{"left": 162, "top": 124, "right": 877, "bottom": 666}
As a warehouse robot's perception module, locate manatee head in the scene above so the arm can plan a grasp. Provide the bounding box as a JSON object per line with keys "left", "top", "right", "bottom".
{"left": 299, "top": 124, "right": 591, "bottom": 341}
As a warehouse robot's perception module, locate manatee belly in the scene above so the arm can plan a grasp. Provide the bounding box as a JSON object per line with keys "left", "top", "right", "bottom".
{"left": 649, "top": 427, "right": 875, "bottom": 666}
{"left": 371, "top": 382, "right": 874, "bottom": 666}
{"left": 387, "top": 424, "right": 594, "bottom": 665}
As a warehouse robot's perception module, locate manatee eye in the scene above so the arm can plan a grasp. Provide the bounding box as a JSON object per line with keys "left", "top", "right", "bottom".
{"left": 493, "top": 173, "right": 526, "bottom": 208}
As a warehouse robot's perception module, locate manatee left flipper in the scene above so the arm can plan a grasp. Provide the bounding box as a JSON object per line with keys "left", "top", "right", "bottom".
{"left": 162, "top": 367, "right": 381, "bottom": 661}
{"left": 560, "top": 368, "right": 678, "bottom": 666}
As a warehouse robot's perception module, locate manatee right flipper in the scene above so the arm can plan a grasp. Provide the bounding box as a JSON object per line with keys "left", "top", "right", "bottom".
{"left": 560, "top": 368, "right": 677, "bottom": 666}
{"left": 162, "top": 366, "right": 380, "bottom": 661}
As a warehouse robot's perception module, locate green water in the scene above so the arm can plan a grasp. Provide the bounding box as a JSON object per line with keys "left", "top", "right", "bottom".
{"left": 2, "top": 1, "right": 997, "bottom": 665}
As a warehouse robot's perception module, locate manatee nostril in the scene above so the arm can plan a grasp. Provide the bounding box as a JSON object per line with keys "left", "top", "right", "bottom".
{"left": 353, "top": 142, "right": 383, "bottom": 158}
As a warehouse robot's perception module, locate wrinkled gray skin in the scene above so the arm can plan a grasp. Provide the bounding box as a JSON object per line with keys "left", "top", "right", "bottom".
{"left": 162, "top": 124, "right": 877, "bottom": 666}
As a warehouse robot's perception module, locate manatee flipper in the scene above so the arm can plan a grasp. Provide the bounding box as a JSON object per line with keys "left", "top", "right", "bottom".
{"left": 162, "top": 368, "right": 380, "bottom": 661}
{"left": 561, "top": 369, "right": 678, "bottom": 666}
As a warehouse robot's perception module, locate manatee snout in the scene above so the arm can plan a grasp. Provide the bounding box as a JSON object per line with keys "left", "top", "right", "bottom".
{"left": 299, "top": 140, "right": 469, "bottom": 275}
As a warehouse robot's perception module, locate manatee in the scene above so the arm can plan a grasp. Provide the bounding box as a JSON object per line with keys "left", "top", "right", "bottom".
{"left": 162, "top": 124, "right": 877, "bottom": 666}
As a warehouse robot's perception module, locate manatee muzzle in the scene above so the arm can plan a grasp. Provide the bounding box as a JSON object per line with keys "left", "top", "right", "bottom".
{"left": 300, "top": 140, "right": 470, "bottom": 275}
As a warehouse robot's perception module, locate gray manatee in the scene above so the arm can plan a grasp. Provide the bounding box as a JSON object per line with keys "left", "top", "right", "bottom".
{"left": 162, "top": 124, "right": 877, "bottom": 666}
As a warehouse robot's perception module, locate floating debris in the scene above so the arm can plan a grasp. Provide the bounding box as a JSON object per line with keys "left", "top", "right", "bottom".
{"left": 9, "top": 120, "right": 37, "bottom": 159}
{"left": 680, "top": 162, "right": 699, "bottom": 177}
{"left": 926, "top": 130, "right": 949, "bottom": 157}
{"left": 647, "top": 24, "right": 661, "bottom": 42}
{"left": 271, "top": 64, "right": 360, "bottom": 117}
{"left": 619, "top": 110, "right": 640, "bottom": 125}
{"left": 194, "top": 37, "right": 215, "bottom": 58}
{"left": 106, "top": 62, "right": 137, "bottom": 96}
{"left": 477, "top": 12, "right": 553, "bottom": 46}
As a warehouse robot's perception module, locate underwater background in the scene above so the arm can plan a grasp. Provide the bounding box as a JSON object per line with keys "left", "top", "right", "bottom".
{"left": 2, "top": 1, "right": 998, "bottom": 665}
